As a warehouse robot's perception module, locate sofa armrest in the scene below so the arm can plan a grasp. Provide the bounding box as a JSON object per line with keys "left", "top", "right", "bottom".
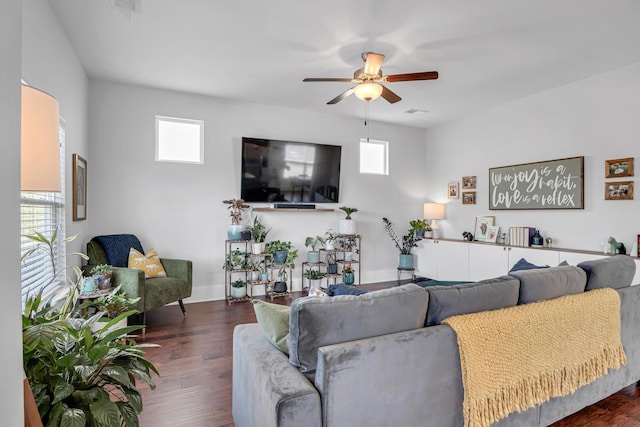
{"left": 110, "top": 267, "right": 146, "bottom": 312}
{"left": 160, "top": 258, "right": 192, "bottom": 284}
{"left": 233, "top": 324, "right": 321, "bottom": 427}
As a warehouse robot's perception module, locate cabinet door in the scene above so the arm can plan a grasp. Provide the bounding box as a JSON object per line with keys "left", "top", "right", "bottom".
{"left": 468, "top": 244, "right": 509, "bottom": 281}
{"left": 507, "top": 247, "right": 559, "bottom": 271}
{"left": 415, "top": 239, "right": 438, "bottom": 279}
{"left": 436, "top": 240, "right": 469, "bottom": 281}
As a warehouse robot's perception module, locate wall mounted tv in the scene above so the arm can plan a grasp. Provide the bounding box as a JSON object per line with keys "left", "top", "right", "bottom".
{"left": 241, "top": 137, "right": 342, "bottom": 203}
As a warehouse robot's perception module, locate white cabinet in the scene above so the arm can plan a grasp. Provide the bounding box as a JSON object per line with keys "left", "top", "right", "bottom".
{"left": 468, "top": 244, "right": 560, "bottom": 281}
{"left": 508, "top": 247, "right": 560, "bottom": 272}
{"left": 415, "top": 239, "right": 469, "bottom": 280}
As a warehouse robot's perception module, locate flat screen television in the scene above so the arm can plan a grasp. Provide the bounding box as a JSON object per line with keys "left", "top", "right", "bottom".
{"left": 241, "top": 137, "right": 341, "bottom": 203}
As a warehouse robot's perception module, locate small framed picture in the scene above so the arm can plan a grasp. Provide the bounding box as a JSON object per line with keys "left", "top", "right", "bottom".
{"left": 72, "top": 154, "right": 87, "bottom": 221}
{"left": 485, "top": 226, "right": 500, "bottom": 243}
{"left": 604, "top": 181, "right": 633, "bottom": 200}
{"left": 474, "top": 216, "right": 495, "bottom": 242}
{"left": 462, "top": 176, "right": 476, "bottom": 189}
{"left": 605, "top": 158, "right": 634, "bottom": 178}
{"left": 462, "top": 191, "right": 476, "bottom": 205}
{"left": 448, "top": 182, "right": 459, "bottom": 199}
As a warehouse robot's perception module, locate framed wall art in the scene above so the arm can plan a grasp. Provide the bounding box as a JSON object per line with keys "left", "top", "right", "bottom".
{"left": 474, "top": 216, "right": 495, "bottom": 241}
{"left": 73, "top": 154, "right": 87, "bottom": 221}
{"left": 448, "top": 182, "right": 459, "bottom": 199}
{"left": 605, "top": 157, "right": 634, "bottom": 178}
{"left": 485, "top": 226, "right": 500, "bottom": 243}
{"left": 462, "top": 191, "right": 476, "bottom": 205}
{"left": 604, "top": 181, "right": 633, "bottom": 200}
{"left": 462, "top": 176, "right": 476, "bottom": 189}
{"left": 489, "top": 156, "right": 584, "bottom": 210}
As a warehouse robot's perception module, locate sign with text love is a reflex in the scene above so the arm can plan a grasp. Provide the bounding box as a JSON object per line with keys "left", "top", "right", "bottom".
{"left": 489, "top": 156, "right": 584, "bottom": 210}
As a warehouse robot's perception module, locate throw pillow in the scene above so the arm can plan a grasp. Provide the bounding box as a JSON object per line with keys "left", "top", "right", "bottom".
{"left": 326, "top": 284, "right": 369, "bottom": 296}
{"left": 509, "top": 258, "right": 549, "bottom": 273}
{"left": 128, "top": 248, "right": 167, "bottom": 278}
{"left": 252, "top": 300, "right": 290, "bottom": 354}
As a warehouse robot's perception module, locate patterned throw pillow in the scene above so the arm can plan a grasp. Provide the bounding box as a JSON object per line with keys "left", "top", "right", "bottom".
{"left": 128, "top": 248, "right": 167, "bottom": 278}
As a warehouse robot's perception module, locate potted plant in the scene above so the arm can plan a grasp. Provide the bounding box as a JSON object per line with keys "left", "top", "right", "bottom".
{"left": 383, "top": 217, "right": 419, "bottom": 270}
{"left": 325, "top": 252, "right": 338, "bottom": 274}
{"left": 304, "top": 269, "right": 327, "bottom": 295}
{"left": 89, "top": 263, "right": 113, "bottom": 290}
{"left": 342, "top": 264, "right": 355, "bottom": 285}
{"left": 223, "top": 249, "right": 246, "bottom": 270}
{"left": 410, "top": 219, "right": 428, "bottom": 240}
{"left": 223, "top": 198, "right": 250, "bottom": 240}
{"left": 305, "top": 236, "right": 321, "bottom": 263}
{"left": 273, "top": 269, "right": 289, "bottom": 293}
{"left": 341, "top": 235, "right": 358, "bottom": 262}
{"left": 266, "top": 240, "right": 297, "bottom": 267}
{"left": 318, "top": 228, "right": 338, "bottom": 250}
{"left": 231, "top": 279, "right": 248, "bottom": 299}
{"left": 247, "top": 260, "right": 261, "bottom": 282}
{"left": 339, "top": 206, "right": 358, "bottom": 235}
{"left": 80, "top": 284, "right": 141, "bottom": 332}
{"left": 250, "top": 214, "right": 271, "bottom": 254}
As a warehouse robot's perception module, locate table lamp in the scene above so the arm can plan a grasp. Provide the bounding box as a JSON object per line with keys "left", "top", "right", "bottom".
{"left": 423, "top": 203, "right": 445, "bottom": 238}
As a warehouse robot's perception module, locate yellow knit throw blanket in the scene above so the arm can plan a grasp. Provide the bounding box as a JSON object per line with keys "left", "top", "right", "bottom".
{"left": 442, "top": 288, "right": 626, "bottom": 427}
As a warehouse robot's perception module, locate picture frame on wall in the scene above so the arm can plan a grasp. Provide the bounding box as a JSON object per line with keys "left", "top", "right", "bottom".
{"left": 485, "top": 226, "right": 500, "bottom": 243}
{"left": 474, "top": 216, "right": 495, "bottom": 241}
{"left": 73, "top": 154, "right": 87, "bottom": 221}
{"left": 462, "top": 191, "right": 476, "bottom": 205}
{"left": 448, "top": 182, "right": 459, "bottom": 199}
{"left": 604, "top": 181, "right": 633, "bottom": 200}
{"left": 605, "top": 158, "right": 634, "bottom": 178}
{"left": 462, "top": 176, "right": 476, "bottom": 189}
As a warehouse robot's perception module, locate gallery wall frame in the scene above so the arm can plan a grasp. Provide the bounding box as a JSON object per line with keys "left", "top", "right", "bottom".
{"left": 605, "top": 157, "right": 634, "bottom": 178}
{"left": 73, "top": 154, "right": 87, "bottom": 221}
{"left": 604, "top": 181, "right": 633, "bottom": 200}
{"left": 474, "top": 215, "right": 495, "bottom": 242}
{"left": 448, "top": 182, "right": 459, "bottom": 199}
{"left": 462, "top": 191, "right": 476, "bottom": 205}
{"left": 462, "top": 176, "right": 476, "bottom": 189}
{"left": 489, "top": 156, "right": 584, "bottom": 210}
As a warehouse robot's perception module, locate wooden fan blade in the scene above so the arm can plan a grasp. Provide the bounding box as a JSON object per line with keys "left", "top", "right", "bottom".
{"left": 303, "top": 77, "right": 354, "bottom": 82}
{"left": 380, "top": 85, "right": 401, "bottom": 104}
{"left": 385, "top": 71, "right": 439, "bottom": 82}
{"left": 327, "top": 87, "right": 355, "bottom": 104}
{"left": 363, "top": 52, "right": 385, "bottom": 75}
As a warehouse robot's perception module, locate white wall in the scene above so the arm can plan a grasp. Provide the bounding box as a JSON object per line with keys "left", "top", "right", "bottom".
{"left": 425, "top": 62, "right": 640, "bottom": 254}
{"left": 22, "top": 0, "right": 90, "bottom": 256}
{"left": 88, "top": 80, "right": 427, "bottom": 300}
{"left": 0, "top": 0, "right": 24, "bottom": 422}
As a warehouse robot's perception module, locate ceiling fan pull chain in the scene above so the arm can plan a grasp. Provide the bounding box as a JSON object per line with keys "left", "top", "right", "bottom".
{"left": 365, "top": 102, "right": 370, "bottom": 142}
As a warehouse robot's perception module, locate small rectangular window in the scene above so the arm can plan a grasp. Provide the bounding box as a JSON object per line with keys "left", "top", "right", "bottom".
{"left": 156, "top": 116, "right": 204, "bottom": 164}
{"left": 360, "top": 138, "right": 388, "bottom": 175}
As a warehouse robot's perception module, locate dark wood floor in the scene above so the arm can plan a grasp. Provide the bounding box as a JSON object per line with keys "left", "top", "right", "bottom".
{"left": 135, "top": 282, "right": 640, "bottom": 427}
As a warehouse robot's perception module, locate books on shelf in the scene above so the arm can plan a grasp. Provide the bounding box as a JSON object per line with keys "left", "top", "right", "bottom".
{"left": 509, "top": 227, "right": 535, "bottom": 247}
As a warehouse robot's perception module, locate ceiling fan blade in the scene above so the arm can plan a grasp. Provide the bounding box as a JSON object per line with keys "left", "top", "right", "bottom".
{"left": 380, "top": 85, "right": 402, "bottom": 104}
{"left": 385, "top": 71, "right": 439, "bottom": 82}
{"left": 363, "top": 52, "right": 385, "bottom": 75}
{"left": 327, "top": 87, "right": 355, "bottom": 105}
{"left": 303, "top": 77, "right": 354, "bottom": 82}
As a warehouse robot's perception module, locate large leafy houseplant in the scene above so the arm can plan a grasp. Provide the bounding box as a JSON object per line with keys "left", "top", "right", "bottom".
{"left": 382, "top": 217, "right": 419, "bottom": 254}
{"left": 22, "top": 232, "right": 159, "bottom": 427}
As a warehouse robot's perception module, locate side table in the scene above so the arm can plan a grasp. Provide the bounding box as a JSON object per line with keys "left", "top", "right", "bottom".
{"left": 397, "top": 268, "right": 415, "bottom": 285}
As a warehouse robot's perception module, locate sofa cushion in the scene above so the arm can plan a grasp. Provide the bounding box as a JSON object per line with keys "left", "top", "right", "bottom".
{"left": 326, "top": 284, "right": 369, "bottom": 296}
{"left": 128, "top": 248, "right": 167, "bottom": 278}
{"left": 252, "top": 299, "right": 290, "bottom": 354}
{"left": 578, "top": 255, "right": 636, "bottom": 290}
{"left": 511, "top": 265, "right": 586, "bottom": 304}
{"left": 509, "top": 258, "right": 549, "bottom": 273}
{"left": 424, "top": 276, "right": 519, "bottom": 326}
{"left": 288, "top": 283, "right": 429, "bottom": 373}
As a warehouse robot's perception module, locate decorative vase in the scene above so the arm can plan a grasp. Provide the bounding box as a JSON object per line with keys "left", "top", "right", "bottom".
{"left": 273, "top": 250, "right": 288, "bottom": 265}
{"left": 231, "top": 286, "right": 247, "bottom": 299}
{"left": 307, "top": 251, "right": 320, "bottom": 263}
{"left": 398, "top": 254, "right": 414, "bottom": 270}
{"left": 327, "top": 263, "right": 338, "bottom": 274}
{"left": 339, "top": 219, "right": 357, "bottom": 235}
{"left": 240, "top": 230, "right": 252, "bottom": 241}
{"left": 424, "top": 231, "right": 433, "bottom": 239}
{"left": 273, "top": 281, "right": 287, "bottom": 293}
{"left": 343, "top": 271, "right": 355, "bottom": 285}
{"left": 249, "top": 271, "right": 259, "bottom": 281}
{"left": 94, "top": 273, "right": 112, "bottom": 290}
{"left": 82, "top": 277, "right": 98, "bottom": 295}
{"left": 308, "top": 279, "right": 323, "bottom": 296}
{"left": 252, "top": 242, "right": 265, "bottom": 255}
{"left": 531, "top": 229, "right": 544, "bottom": 247}
{"left": 227, "top": 224, "right": 244, "bottom": 240}
{"left": 260, "top": 273, "right": 269, "bottom": 281}
{"left": 344, "top": 251, "right": 353, "bottom": 262}
{"left": 415, "top": 230, "right": 425, "bottom": 239}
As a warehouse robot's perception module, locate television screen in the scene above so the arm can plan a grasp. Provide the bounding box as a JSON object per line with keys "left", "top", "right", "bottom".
{"left": 241, "top": 137, "right": 341, "bottom": 203}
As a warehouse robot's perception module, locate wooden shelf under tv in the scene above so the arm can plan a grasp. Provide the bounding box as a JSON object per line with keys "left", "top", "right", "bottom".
{"left": 253, "top": 208, "right": 335, "bottom": 212}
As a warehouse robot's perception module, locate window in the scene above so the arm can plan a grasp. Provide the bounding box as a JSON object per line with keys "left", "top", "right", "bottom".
{"left": 359, "top": 138, "right": 389, "bottom": 175}
{"left": 21, "top": 121, "right": 66, "bottom": 304}
{"left": 155, "top": 116, "right": 204, "bottom": 164}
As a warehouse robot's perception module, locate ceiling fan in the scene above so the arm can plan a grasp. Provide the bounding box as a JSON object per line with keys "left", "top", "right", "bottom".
{"left": 303, "top": 52, "right": 438, "bottom": 104}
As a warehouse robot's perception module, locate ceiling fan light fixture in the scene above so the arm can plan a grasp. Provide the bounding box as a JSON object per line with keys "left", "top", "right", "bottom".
{"left": 354, "top": 83, "right": 383, "bottom": 102}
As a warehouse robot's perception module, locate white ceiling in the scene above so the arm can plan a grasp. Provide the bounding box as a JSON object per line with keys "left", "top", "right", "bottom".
{"left": 48, "top": 0, "right": 640, "bottom": 129}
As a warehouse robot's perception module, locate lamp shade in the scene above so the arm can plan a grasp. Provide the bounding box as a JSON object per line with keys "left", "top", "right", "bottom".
{"left": 423, "top": 203, "right": 445, "bottom": 220}
{"left": 21, "top": 84, "right": 60, "bottom": 192}
{"left": 354, "top": 83, "right": 383, "bottom": 102}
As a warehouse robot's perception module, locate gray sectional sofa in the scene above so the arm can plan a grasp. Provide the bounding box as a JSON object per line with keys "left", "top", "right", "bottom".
{"left": 232, "top": 255, "right": 640, "bottom": 427}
